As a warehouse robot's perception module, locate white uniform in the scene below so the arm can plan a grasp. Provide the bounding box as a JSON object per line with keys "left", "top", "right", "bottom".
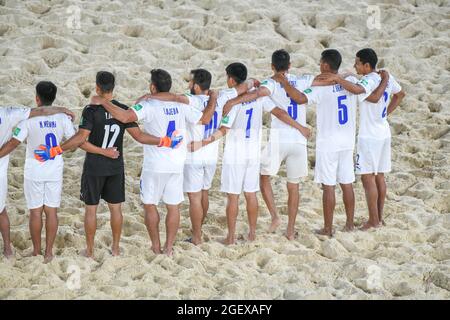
{"left": 131, "top": 99, "right": 202, "bottom": 205}
{"left": 304, "top": 74, "right": 380, "bottom": 186}
{"left": 0, "top": 106, "right": 31, "bottom": 212}
{"left": 220, "top": 96, "right": 275, "bottom": 194}
{"left": 260, "top": 74, "right": 314, "bottom": 183}
{"left": 356, "top": 74, "right": 402, "bottom": 175}
{"left": 13, "top": 113, "right": 75, "bottom": 209}
{"left": 184, "top": 88, "right": 237, "bottom": 193}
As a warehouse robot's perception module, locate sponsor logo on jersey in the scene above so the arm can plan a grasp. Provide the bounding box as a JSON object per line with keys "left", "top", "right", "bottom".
{"left": 79, "top": 116, "right": 84, "bottom": 126}
{"left": 303, "top": 88, "right": 312, "bottom": 94}
{"left": 221, "top": 116, "right": 229, "bottom": 125}
{"left": 359, "top": 79, "right": 368, "bottom": 87}
{"left": 260, "top": 80, "right": 269, "bottom": 86}
{"left": 132, "top": 104, "right": 143, "bottom": 111}
{"left": 13, "top": 127, "right": 20, "bottom": 136}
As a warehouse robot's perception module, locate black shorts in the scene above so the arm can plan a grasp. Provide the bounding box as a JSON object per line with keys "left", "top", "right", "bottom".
{"left": 80, "top": 172, "right": 125, "bottom": 205}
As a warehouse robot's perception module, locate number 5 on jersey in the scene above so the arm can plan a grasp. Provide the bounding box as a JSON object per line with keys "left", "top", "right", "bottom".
{"left": 337, "top": 95, "right": 348, "bottom": 125}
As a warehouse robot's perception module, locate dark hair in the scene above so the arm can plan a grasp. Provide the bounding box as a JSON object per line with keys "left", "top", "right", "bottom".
{"left": 150, "top": 69, "right": 172, "bottom": 92}
{"left": 36, "top": 81, "right": 57, "bottom": 106}
{"left": 321, "top": 49, "right": 342, "bottom": 71}
{"left": 190, "top": 69, "right": 212, "bottom": 91}
{"left": 225, "top": 62, "right": 247, "bottom": 84}
{"left": 272, "top": 49, "right": 290, "bottom": 72}
{"left": 356, "top": 48, "right": 378, "bottom": 69}
{"left": 96, "top": 71, "right": 115, "bottom": 93}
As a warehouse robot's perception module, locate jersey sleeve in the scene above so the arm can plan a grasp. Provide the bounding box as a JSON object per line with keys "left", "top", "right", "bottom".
{"left": 8, "top": 106, "right": 31, "bottom": 125}
{"left": 12, "top": 120, "right": 28, "bottom": 143}
{"left": 303, "top": 87, "right": 321, "bottom": 105}
{"left": 79, "top": 106, "right": 95, "bottom": 131}
{"left": 295, "top": 74, "right": 315, "bottom": 91}
{"left": 220, "top": 106, "right": 239, "bottom": 129}
{"left": 260, "top": 78, "right": 276, "bottom": 96}
{"left": 216, "top": 88, "right": 238, "bottom": 109}
{"left": 130, "top": 101, "right": 152, "bottom": 122}
{"left": 184, "top": 104, "right": 203, "bottom": 125}
{"left": 123, "top": 106, "right": 139, "bottom": 129}
{"left": 357, "top": 75, "right": 380, "bottom": 101}
{"left": 63, "top": 115, "right": 76, "bottom": 140}
{"left": 390, "top": 75, "right": 402, "bottom": 94}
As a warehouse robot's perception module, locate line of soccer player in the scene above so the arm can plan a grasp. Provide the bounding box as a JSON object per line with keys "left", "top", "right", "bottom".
{"left": 0, "top": 48, "right": 405, "bottom": 260}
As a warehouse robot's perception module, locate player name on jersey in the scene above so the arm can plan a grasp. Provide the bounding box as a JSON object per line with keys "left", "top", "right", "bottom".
{"left": 39, "top": 120, "right": 57, "bottom": 128}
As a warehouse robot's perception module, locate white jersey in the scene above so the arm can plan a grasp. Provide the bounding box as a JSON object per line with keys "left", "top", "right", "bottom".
{"left": 261, "top": 74, "right": 314, "bottom": 144}
{"left": 0, "top": 106, "right": 31, "bottom": 170}
{"left": 185, "top": 88, "right": 237, "bottom": 164}
{"left": 220, "top": 96, "right": 275, "bottom": 164}
{"left": 13, "top": 113, "right": 75, "bottom": 181}
{"left": 358, "top": 73, "right": 401, "bottom": 140}
{"left": 303, "top": 76, "right": 360, "bottom": 152}
{"left": 132, "top": 99, "right": 202, "bottom": 173}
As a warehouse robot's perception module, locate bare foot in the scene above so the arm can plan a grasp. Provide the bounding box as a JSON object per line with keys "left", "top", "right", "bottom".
{"left": 381, "top": 219, "right": 386, "bottom": 226}
{"left": 359, "top": 221, "right": 381, "bottom": 231}
{"left": 111, "top": 246, "right": 120, "bottom": 257}
{"left": 191, "top": 236, "right": 202, "bottom": 246}
{"left": 80, "top": 249, "right": 94, "bottom": 259}
{"left": 268, "top": 217, "right": 281, "bottom": 233}
{"left": 44, "top": 255, "right": 54, "bottom": 264}
{"left": 164, "top": 247, "right": 173, "bottom": 257}
{"left": 343, "top": 224, "right": 355, "bottom": 232}
{"left": 3, "top": 247, "right": 14, "bottom": 260}
{"left": 315, "top": 228, "right": 333, "bottom": 237}
{"left": 285, "top": 230, "right": 299, "bottom": 241}
{"left": 247, "top": 232, "right": 256, "bottom": 242}
{"left": 151, "top": 246, "right": 162, "bottom": 254}
{"left": 220, "top": 236, "right": 236, "bottom": 245}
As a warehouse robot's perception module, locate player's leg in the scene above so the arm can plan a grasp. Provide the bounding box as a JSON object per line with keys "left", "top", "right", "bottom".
{"left": 84, "top": 205, "right": 98, "bottom": 258}
{"left": 144, "top": 204, "right": 161, "bottom": 254}
{"left": 285, "top": 143, "right": 308, "bottom": 240}
{"left": 201, "top": 190, "right": 209, "bottom": 224}
{"left": 162, "top": 173, "right": 184, "bottom": 256}
{"left": 187, "top": 191, "right": 203, "bottom": 245}
{"left": 42, "top": 206, "right": 58, "bottom": 263}
{"left": 361, "top": 174, "right": 380, "bottom": 230}
{"left": 314, "top": 151, "right": 338, "bottom": 236}
{"left": 107, "top": 203, "right": 123, "bottom": 256}
{"left": 25, "top": 179, "right": 45, "bottom": 256}
{"left": 375, "top": 173, "right": 387, "bottom": 225}
{"left": 244, "top": 192, "right": 258, "bottom": 241}
{"left": 0, "top": 208, "right": 13, "bottom": 258}
{"left": 164, "top": 204, "right": 180, "bottom": 256}
{"left": 103, "top": 173, "right": 126, "bottom": 256}
{"left": 42, "top": 180, "right": 63, "bottom": 263}
{"left": 201, "top": 163, "right": 216, "bottom": 224}
{"left": 0, "top": 173, "right": 12, "bottom": 258}
{"left": 338, "top": 150, "right": 356, "bottom": 231}
{"left": 225, "top": 193, "right": 239, "bottom": 245}
{"left": 260, "top": 142, "right": 281, "bottom": 233}
{"left": 184, "top": 164, "right": 203, "bottom": 245}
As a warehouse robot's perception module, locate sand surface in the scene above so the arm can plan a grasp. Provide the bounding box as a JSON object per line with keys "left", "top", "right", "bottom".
{"left": 0, "top": 0, "right": 449, "bottom": 299}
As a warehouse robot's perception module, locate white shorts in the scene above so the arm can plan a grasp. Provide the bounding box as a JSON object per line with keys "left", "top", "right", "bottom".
{"left": 24, "top": 179, "right": 63, "bottom": 209}
{"left": 356, "top": 137, "right": 391, "bottom": 175}
{"left": 0, "top": 174, "right": 6, "bottom": 213}
{"left": 140, "top": 171, "right": 184, "bottom": 205}
{"left": 261, "top": 142, "right": 308, "bottom": 184}
{"left": 183, "top": 163, "right": 217, "bottom": 193}
{"left": 314, "top": 150, "right": 355, "bottom": 186}
{"left": 221, "top": 160, "right": 260, "bottom": 194}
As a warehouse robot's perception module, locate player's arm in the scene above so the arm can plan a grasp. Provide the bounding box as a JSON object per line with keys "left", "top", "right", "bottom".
{"left": 79, "top": 142, "right": 120, "bottom": 159}
{"left": 29, "top": 107, "right": 76, "bottom": 121}
{"left": 234, "top": 79, "right": 258, "bottom": 96}
{"left": 387, "top": 90, "right": 405, "bottom": 116}
{"left": 222, "top": 87, "right": 270, "bottom": 116}
{"left": 143, "top": 92, "right": 190, "bottom": 105}
{"left": 270, "top": 107, "right": 311, "bottom": 139}
{"left": 126, "top": 127, "right": 161, "bottom": 145}
{"left": 318, "top": 73, "right": 366, "bottom": 94}
{"left": 366, "top": 70, "right": 389, "bottom": 103}
{"left": 60, "top": 129, "right": 91, "bottom": 152}
{"left": 189, "top": 126, "right": 228, "bottom": 152}
{"left": 271, "top": 73, "right": 309, "bottom": 105}
{"left": 90, "top": 96, "right": 138, "bottom": 123}
{"left": 0, "top": 139, "right": 21, "bottom": 158}
{"left": 198, "top": 90, "right": 218, "bottom": 124}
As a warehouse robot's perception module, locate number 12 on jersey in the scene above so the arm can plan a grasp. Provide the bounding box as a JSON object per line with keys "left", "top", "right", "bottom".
{"left": 101, "top": 124, "right": 120, "bottom": 148}
{"left": 337, "top": 95, "right": 348, "bottom": 125}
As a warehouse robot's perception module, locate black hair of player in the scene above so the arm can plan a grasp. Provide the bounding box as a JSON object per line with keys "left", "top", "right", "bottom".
{"left": 321, "top": 49, "right": 342, "bottom": 71}
{"left": 356, "top": 48, "right": 378, "bottom": 70}
{"left": 272, "top": 49, "right": 290, "bottom": 72}
{"left": 225, "top": 63, "right": 247, "bottom": 84}
{"left": 150, "top": 69, "right": 172, "bottom": 93}
{"left": 36, "top": 81, "right": 57, "bottom": 106}
{"left": 96, "top": 71, "right": 115, "bottom": 93}
{"left": 190, "top": 69, "right": 212, "bottom": 91}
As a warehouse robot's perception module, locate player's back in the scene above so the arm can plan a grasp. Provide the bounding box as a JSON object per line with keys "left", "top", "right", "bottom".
{"left": 0, "top": 107, "right": 30, "bottom": 148}
{"left": 305, "top": 76, "right": 359, "bottom": 152}
{"left": 14, "top": 113, "right": 74, "bottom": 181}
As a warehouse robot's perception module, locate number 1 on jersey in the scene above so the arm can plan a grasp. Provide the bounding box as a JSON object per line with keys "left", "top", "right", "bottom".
{"left": 382, "top": 91, "right": 388, "bottom": 118}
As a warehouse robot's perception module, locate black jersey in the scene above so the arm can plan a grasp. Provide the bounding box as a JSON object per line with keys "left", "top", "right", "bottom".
{"left": 79, "top": 100, "right": 138, "bottom": 176}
